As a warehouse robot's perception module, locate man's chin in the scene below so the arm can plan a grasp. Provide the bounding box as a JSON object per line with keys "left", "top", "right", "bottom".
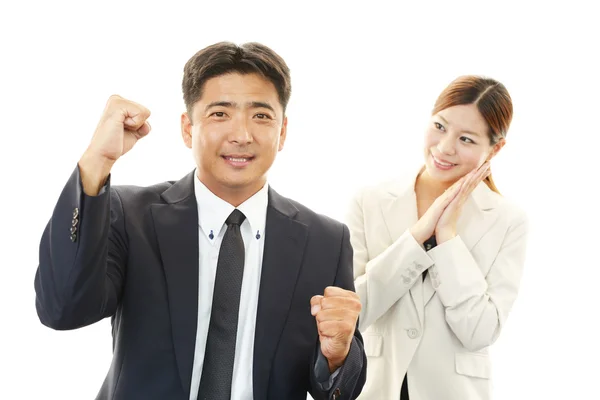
{"left": 218, "top": 175, "right": 264, "bottom": 191}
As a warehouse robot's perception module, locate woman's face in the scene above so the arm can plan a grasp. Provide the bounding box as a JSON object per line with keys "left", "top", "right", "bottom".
{"left": 423, "top": 103, "right": 503, "bottom": 185}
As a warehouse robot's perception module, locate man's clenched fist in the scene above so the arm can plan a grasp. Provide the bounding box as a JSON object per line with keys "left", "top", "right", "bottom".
{"left": 311, "top": 286, "right": 362, "bottom": 373}
{"left": 88, "top": 94, "right": 151, "bottom": 162}
{"left": 79, "top": 95, "right": 151, "bottom": 195}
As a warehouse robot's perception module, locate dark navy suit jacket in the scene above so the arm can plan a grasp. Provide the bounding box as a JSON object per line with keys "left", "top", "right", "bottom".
{"left": 34, "top": 166, "right": 366, "bottom": 400}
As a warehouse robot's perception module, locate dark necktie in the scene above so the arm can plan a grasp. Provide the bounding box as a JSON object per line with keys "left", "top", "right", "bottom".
{"left": 198, "top": 209, "right": 246, "bottom": 400}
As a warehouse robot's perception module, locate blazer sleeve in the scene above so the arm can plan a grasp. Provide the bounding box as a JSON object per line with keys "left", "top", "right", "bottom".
{"left": 427, "top": 209, "right": 529, "bottom": 351}
{"left": 34, "top": 164, "right": 127, "bottom": 330}
{"left": 309, "top": 224, "right": 367, "bottom": 400}
{"left": 346, "top": 188, "right": 435, "bottom": 331}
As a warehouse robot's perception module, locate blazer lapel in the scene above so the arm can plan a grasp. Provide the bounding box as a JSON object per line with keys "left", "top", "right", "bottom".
{"left": 379, "top": 172, "right": 426, "bottom": 326}
{"left": 151, "top": 171, "right": 199, "bottom": 396}
{"left": 253, "top": 188, "right": 308, "bottom": 400}
{"left": 422, "top": 182, "right": 501, "bottom": 307}
{"left": 422, "top": 271, "right": 436, "bottom": 308}
{"left": 456, "top": 183, "right": 500, "bottom": 250}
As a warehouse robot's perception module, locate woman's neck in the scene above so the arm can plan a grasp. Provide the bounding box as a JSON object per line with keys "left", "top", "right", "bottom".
{"left": 415, "top": 167, "right": 454, "bottom": 198}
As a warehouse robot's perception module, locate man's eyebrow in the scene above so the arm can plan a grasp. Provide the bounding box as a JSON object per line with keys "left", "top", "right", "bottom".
{"left": 204, "top": 101, "right": 237, "bottom": 112}
{"left": 204, "top": 101, "right": 276, "bottom": 114}
{"left": 248, "top": 101, "right": 275, "bottom": 113}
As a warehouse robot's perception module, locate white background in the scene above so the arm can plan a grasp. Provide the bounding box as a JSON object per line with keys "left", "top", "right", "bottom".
{"left": 1, "top": 1, "right": 598, "bottom": 399}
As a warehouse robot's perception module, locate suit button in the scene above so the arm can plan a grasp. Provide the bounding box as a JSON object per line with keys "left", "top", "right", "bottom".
{"left": 332, "top": 388, "right": 341, "bottom": 399}
{"left": 70, "top": 233, "right": 77, "bottom": 242}
{"left": 72, "top": 218, "right": 78, "bottom": 227}
{"left": 413, "top": 261, "right": 424, "bottom": 270}
{"left": 407, "top": 328, "right": 420, "bottom": 339}
{"left": 73, "top": 207, "right": 79, "bottom": 218}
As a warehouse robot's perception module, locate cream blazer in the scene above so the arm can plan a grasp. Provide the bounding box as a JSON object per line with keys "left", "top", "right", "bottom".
{"left": 347, "top": 168, "right": 529, "bottom": 400}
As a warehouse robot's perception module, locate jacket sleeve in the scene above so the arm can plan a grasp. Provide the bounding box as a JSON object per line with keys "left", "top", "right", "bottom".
{"left": 346, "top": 188, "right": 434, "bottom": 331}
{"left": 427, "top": 211, "right": 529, "bottom": 351}
{"left": 309, "top": 224, "right": 367, "bottom": 400}
{"left": 34, "top": 164, "right": 127, "bottom": 330}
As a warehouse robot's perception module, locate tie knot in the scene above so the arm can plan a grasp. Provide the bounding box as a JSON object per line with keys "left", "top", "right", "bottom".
{"left": 226, "top": 209, "right": 246, "bottom": 226}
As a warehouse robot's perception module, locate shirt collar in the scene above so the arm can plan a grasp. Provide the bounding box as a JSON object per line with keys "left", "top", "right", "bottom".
{"left": 193, "top": 170, "right": 269, "bottom": 241}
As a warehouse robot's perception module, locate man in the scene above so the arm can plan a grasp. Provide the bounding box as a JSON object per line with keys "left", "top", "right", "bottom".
{"left": 34, "top": 41, "right": 366, "bottom": 400}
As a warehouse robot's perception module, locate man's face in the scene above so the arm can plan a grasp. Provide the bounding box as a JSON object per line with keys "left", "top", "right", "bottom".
{"left": 181, "top": 72, "right": 287, "bottom": 201}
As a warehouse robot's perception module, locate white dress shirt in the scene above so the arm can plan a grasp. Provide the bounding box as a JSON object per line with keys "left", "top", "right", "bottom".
{"left": 189, "top": 172, "right": 268, "bottom": 400}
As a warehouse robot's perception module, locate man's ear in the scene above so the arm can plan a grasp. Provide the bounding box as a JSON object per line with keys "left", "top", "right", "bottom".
{"left": 181, "top": 112, "right": 193, "bottom": 149}
{"left": 278, "top": 116, "right": 288, "bottom": 151}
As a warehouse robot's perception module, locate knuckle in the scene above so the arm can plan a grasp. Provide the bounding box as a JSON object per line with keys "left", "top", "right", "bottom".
{"left": 342, "top": 322, "right": 354, "bottom": 335}
{"left": 107, "top": 94, "right": 122, "bottom": 106}
{"left": 315, "top": 311, "right": 325, "bottom": 323}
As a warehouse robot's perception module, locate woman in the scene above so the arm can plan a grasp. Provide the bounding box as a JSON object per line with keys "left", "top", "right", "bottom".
{"left": 347, "top": 76, "right": 529, "bottom": 400}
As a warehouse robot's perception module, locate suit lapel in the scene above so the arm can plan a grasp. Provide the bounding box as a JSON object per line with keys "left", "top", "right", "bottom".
{"left": 253, "top": 188, "right": 308, "bottom": 400}
{"left": 456, "top": 183, "right": 500, "bottom": 251}
{"left": 379, "top": 173, "right": 426, "bottom": 326}
{"left": 151, "top": 171, "right": 199, "bottom": 396}
{"left": 422, "top": 271, "right": 435, "bottom": 308}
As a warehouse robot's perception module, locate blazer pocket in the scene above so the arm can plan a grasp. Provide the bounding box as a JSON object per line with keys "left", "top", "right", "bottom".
{"left": 455, "top": 352, "right": 491, "bottom": 379}
{"left": 363, "top": 333, "right": 383, "bottom": 357}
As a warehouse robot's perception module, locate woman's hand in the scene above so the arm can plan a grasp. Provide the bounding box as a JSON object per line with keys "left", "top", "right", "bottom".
{"left": 435, "top": 162, "right": 491, "bottom": 243}
{"left": 409, "top": 177, "right": 465, "bottom": 244}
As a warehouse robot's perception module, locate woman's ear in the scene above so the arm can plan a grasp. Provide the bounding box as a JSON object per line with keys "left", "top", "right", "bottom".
{"left": 487, "top": 138, "right": 506, "bottom": 161}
